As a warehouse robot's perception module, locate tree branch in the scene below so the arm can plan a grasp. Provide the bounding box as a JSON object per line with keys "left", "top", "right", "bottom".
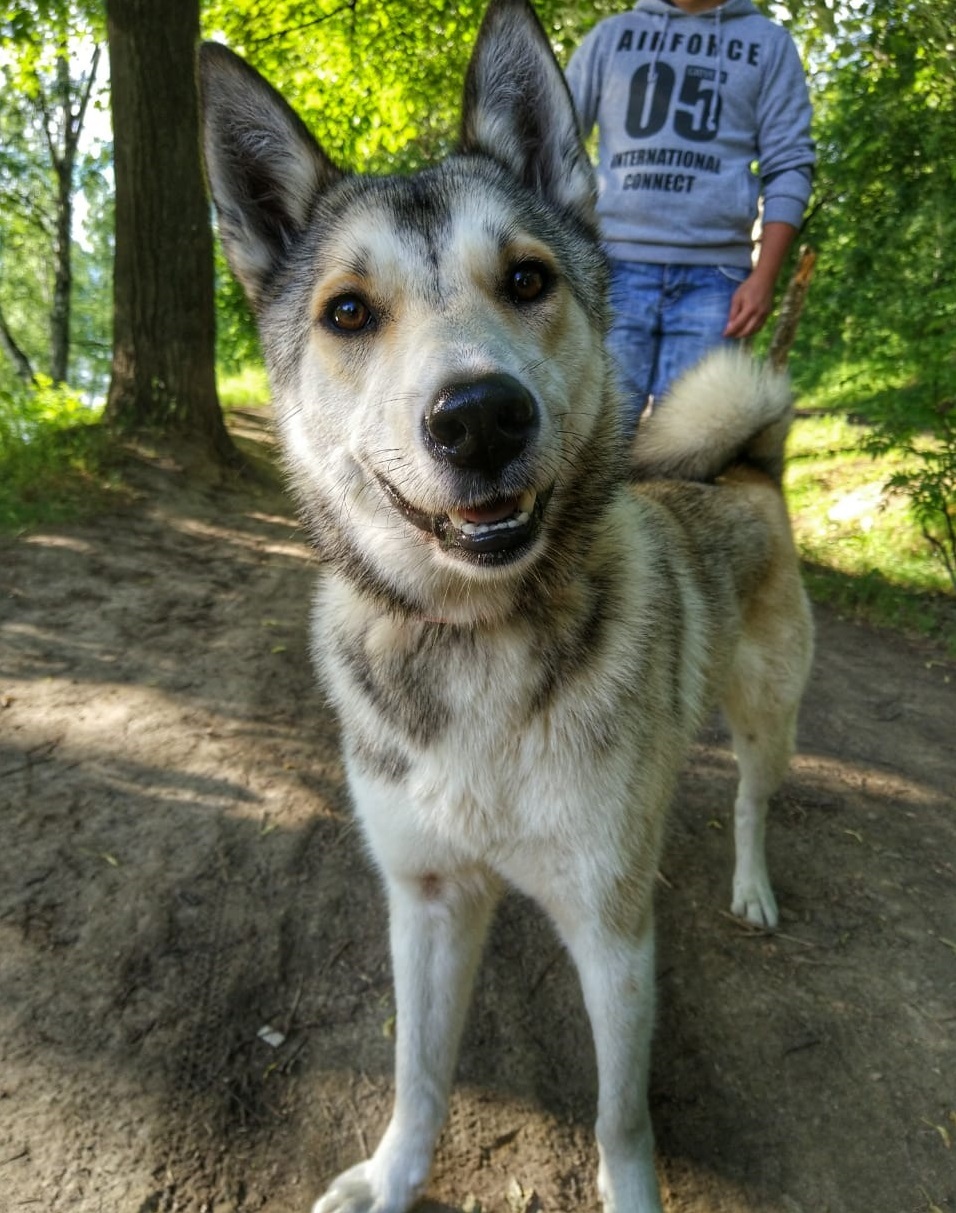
{"left": 33, "top": 73, "right": 61, "bottom": 172}
{"left": 0, "top": 300, "right": 36, "bottom": 383}
{"left": 242, "top": 0, "right": 357, "bottom": 47}
{"left": 71, "top": 44, "right": 102, "bottom": 153}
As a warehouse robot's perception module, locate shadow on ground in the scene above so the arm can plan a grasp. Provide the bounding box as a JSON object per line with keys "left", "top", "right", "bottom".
{"left": 1, "top": 418, "right": 953, "bottom": 1213}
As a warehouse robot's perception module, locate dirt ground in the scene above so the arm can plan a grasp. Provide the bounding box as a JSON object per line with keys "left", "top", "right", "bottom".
{"left": 1, "top": 410, "right": 954, "bottom": 1213}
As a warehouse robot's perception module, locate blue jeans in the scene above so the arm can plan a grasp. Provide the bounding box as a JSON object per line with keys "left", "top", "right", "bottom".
{"left": 606, "top": 260, "right": 748, "bottom": 433}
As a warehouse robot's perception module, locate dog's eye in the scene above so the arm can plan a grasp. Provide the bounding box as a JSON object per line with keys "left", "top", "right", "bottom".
{"left": 508, "top": 261, "right": 551, "bottom": 305}
{"left": 326, "top": 295, "right": 373, "bottom": 333}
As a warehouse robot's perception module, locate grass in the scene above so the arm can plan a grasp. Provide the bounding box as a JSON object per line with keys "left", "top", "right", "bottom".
{"left": 0, "top": 370, "right": 277, "bottom": 532}
{"left": 0, "top": 420, "right": 134, "bottom": 532}
{"left": 786, "top": 410, "right": 956, "bottom": 655}
{"left": 217, "top": 365, "right": 270, "bottom": 409}
{"left": 0, "top": 380, "right": 135, "bottom": 531}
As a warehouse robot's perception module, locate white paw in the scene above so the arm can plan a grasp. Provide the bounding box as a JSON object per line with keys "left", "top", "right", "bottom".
{"left": 312, "top": 1150, "right": 425, "bottom": 1213}
{"left": 312, "top": 1162, "right": 392, "bottom": 1213}
{"left": 731, "top": 877, "right": 778, "bottom": 929}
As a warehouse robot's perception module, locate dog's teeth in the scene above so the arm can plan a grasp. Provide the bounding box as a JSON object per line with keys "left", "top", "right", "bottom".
{"left": 459, "top": 511, "right": 530, "bottom": 537}
{"left": 447, "top": 492, "right": 536, "bottom": 538}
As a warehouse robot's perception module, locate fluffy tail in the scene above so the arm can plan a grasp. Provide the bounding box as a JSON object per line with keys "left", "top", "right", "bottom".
{"left": 629, "top": 348, "right": 793, "bottom": 484}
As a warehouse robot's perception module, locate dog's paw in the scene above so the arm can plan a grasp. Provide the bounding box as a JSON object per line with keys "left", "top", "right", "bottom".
{"left": 731, "top": 878, "right": 779, "bottom": 930}
{"left": 312, "top": 1154, "right": 424, "bottom": 1213}
{"left": 312, "top": 1163, "right": 382, "bottom": 1213}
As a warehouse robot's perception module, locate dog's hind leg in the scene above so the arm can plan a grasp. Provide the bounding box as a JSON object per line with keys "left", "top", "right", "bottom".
{"left": 314, "top": 869, "right": 500, "bottom": 1213}
{"left": 722, "top": 621, "right": 810, "bottom": 928}
{"left": 724, "top": 699, "right": 795, "bottom": 929}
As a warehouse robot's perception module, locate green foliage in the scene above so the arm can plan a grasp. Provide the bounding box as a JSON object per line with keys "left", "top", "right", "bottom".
{"left": 0, "top": 373, "right": 89, "bottom": 444}
{"left": 790, "top": 0, "right": 956, "bottom": 404}
{"left": 68, "top": 141, "right": 114, "bottom": 393}
{"left": 214, "top": 245, "right": 261, "bottom": 374}
{"left": 778, "top": 0, "right": 956, "bottom": 597}
{"left": 884, "top": 439, "right": 956, "bottom": 596}
{"left": 786, "top": 409, "right": 955, "bottom": 650}
{"left": 201, "top": 0, "right": 620, "bottom": 173}
{"left": 217, "top": 364, "right": 270, "bottom": 408}
{"left": 0, "top": 0, "right": 110, "bottom": 391}
{"left": 0, "top": 374, "right": 120, "bottom": 529}
{"left": 859, "top": 397, "right": 956, "bottom": 594}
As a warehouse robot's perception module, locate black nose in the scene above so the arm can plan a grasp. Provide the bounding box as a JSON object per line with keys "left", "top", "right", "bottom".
{"left": 424, "top": 373, "right": 538, "bottom": 474}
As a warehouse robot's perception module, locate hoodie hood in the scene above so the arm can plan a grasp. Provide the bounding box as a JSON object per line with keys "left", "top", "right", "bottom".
{"left": 634, "top": 0, "right": 760, "bottom": 17}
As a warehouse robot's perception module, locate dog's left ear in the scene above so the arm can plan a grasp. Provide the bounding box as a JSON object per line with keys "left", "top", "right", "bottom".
{"left": 461, "top": 0, "right": 596, "bottom": 226}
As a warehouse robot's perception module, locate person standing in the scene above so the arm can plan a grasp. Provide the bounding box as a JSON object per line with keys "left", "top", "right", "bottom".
{"left": 566, "top": 0, "right": 815, "bottom": 430}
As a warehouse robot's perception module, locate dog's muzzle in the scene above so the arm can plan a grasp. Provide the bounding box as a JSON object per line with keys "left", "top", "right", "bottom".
{"left": 379, "top": 373, "right": 547, "bottom": 565}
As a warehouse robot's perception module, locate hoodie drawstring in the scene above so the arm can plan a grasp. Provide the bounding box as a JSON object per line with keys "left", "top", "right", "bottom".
{"left": 642, "top": 9, "right": 670, "bottom": 131}
{"left": 710, "top": 5, "right": 722, "bottom": 131}
{"left": 649, "top": 8, "right": 669, "bottom": 84}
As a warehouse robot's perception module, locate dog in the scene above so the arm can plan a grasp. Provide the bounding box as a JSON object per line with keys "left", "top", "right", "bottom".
{"left": 199, "top": 1, "right": 813, "bottom": 1208}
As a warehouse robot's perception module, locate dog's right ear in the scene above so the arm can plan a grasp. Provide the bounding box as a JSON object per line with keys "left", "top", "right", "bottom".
{"left": 199, "top": 43, "right": 343, "bottom": 308}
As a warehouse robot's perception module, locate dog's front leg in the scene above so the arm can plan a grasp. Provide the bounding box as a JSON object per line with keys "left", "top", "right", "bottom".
{"left": 563, "top": 918, "right": 664, "bottom": 1213}
{"left": 314, "top": 870, "right": 500, "bottom": 1213}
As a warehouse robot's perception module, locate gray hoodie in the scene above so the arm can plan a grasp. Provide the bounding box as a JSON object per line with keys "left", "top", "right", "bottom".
{"left": 565, "top": 0, "right": 815, "bottom": 267}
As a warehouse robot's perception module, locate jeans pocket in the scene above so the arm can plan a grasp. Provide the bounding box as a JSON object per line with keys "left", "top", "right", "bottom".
{"left": 716, "top": 264, "right": 750, "bottom": 286}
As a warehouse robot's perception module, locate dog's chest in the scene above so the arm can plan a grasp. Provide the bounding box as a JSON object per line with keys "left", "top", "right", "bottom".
{"left": 324, "top": 612, "right": 622, "bottom": 851}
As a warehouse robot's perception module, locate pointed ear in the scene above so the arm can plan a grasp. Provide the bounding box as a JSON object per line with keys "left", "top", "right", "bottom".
{"left": 460, "top": 0, "right": 596, "bottom": 225}
{"left": 198, "top": 43, "right": 343, "bottom": 307}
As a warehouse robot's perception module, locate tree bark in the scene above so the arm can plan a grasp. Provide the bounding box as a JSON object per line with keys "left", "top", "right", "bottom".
{"left": 768, "top": 245, "right": 817, "bottom": 372}
{"left": 104, "top": 0, "right": 236, "bottom": 463}
{"left": 44, "top": 43, "right": 100, "bottom": 386}
{"left": 48, "top": 52, "right": 75, "bottom": 386}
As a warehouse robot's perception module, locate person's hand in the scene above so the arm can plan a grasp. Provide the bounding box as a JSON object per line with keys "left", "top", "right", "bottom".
{"left": 724, "top": 271, "right": 775, "bottom": 339}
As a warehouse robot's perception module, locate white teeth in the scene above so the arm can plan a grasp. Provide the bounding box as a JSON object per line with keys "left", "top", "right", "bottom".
{"left": 459, "top": 511, "right": 530, "bottom": 537}
{"left": 447, "top": 489, "right": 537, "bottom": 537}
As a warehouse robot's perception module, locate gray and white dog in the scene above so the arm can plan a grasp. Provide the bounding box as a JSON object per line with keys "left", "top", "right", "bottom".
{"left": 200, "top": 2, "right": 813, "bottom": 1209}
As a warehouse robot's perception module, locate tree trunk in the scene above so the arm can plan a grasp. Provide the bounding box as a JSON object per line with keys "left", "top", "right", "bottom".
{"left": 49, "top": 50, "right": 74, "bottom": 385}
{"left": 768, "top": 245, "right": 817, "bottom": 372}
{"left": 104, "top": 0, "right": 236, "bottom": 463}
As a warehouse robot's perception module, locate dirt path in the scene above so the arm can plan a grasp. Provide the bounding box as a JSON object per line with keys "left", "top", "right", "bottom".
{"left": 1, "top": 412, "right": 954, "bottom": 1213}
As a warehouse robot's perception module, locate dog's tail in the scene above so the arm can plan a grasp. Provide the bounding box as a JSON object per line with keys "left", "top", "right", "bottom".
{"left": 629, "top": 347, "right": 793, "bottom": 485}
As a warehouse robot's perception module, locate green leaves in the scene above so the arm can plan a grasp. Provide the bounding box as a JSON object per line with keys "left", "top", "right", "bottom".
{"left": 0, "top": 0, "right": 109, "bottom": 394}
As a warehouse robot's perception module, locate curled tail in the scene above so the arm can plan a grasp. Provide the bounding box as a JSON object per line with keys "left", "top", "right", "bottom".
{"left": 629, "top": 348, "right": 794, "bottom": 485}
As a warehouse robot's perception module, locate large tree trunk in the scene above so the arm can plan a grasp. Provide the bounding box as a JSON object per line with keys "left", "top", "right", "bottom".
{"left": 104, "top": 0, "right": 236, "bottom": 463}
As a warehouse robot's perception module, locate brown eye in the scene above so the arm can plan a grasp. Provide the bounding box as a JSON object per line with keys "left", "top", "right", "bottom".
{"left": 326, "top": 294, "right": 373, "bottom": 333}
{"left": 508, "top": 260, "right": 550, "bottom": 305}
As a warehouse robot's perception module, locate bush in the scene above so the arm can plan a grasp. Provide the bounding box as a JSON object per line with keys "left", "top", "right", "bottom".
{"left": 0, "top": 376, "right": 115, "bottom": 530}
{"left": 862, "top": 402, "right": 956, "bottom": 595}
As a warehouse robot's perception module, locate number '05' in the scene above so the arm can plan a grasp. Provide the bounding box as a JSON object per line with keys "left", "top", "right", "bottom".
{"left": 626, "top": 63, "right": 722, "bottom": 142}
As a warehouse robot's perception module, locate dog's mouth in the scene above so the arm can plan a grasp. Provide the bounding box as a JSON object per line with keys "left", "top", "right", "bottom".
{"left": 378, "top": 476, "right": 546, "bottom": 563}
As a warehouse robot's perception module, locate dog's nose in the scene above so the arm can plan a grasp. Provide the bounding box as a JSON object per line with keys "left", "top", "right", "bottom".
{"left": 424, "top": 374, "right": 538, "bottom": 473}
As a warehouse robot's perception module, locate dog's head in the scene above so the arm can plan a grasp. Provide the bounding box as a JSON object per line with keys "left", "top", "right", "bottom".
{"left": 201, "top": 0, "right": 623, "bottom": 622}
